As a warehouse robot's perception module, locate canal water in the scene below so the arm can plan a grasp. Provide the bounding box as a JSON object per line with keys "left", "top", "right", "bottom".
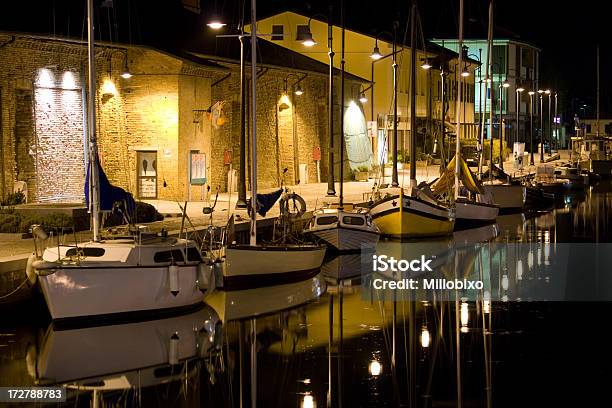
{"left": 1, "top": 182, "right": 612, "bottom": 407}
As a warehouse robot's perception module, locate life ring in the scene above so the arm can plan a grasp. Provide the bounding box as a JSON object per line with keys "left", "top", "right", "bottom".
{"left": 280, "top": 192, "right": 306, "bottom": 221}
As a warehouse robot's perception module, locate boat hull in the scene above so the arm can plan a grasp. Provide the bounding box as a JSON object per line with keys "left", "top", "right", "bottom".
{"left": 223, "top": 245, "right": 327, "bottom": 290}
{"left": 370, "top": 195, "right": 455, "bottom": 238}
{"left": 483, "top": 184, "right": 525, "bottom": 212}
{"left": 454, "top": 200, "right": 499, "bottom": 230}
{"left": 591, "top": 160, "right": 612, "bottom": 177}
{"left": 311, "top": 227, "right": 379, "bottom": 252}
{"left": 37, "top": 265, "right": 204, "bottom": 321}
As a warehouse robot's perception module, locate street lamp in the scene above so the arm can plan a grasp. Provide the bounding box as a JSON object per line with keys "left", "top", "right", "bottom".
{"left": 370, "top": 39, "right": 383, "bottom": 60}
{"left": 299, "top": 17, "right": 317, "bottom": 47}
{"left": 206, "top": 15, "right": 226, "bottom": 30}
{"left": 545, "top": 89, "right": 552, "bottom": 155}
{"left": 498, "top": 79, "right": 510, "bottom": 170}
{"left": 538, "top": 90, "right": 544, "bottom": 162}
{"left": 461, "top": 63, "right": 470, "bottom": 77}
{"left": 294, "top": 84, "right": 304, "bottom": 96}
{"left": 370, "top": 25, "right": 400, "bottom": 186}
{"left": 420, "top": 58, "right": 432, "bottom": 69}
{"left": 515, "top": 86, "right": 524, "bottom": 147}
{"left": 528, "top": 91, "right": 535, "bottom": 165}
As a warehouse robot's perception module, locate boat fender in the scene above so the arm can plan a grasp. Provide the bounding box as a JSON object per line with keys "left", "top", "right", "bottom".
{"left": 31, "top": 259, "right": 58, "bottom": 276}
{"left": 169, "top": 264, "right": 180, "bottom": 296}
{"left": 25, "top": 254, "right": 38, "bottom": 286}
{"left": 168, "top": 332, "right": 179, "bottom": 365}
{"left": 197, "top": 262, "right": 212, "bottom": 293}
{"left": 213, "top": 260, "right": 224, "bottom": 288}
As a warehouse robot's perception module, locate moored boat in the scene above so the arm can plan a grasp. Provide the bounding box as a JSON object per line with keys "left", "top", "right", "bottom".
{"left": 29, "top": 233, "right": 210, "bottom": 322}
{"left": 305, "top": 204, "right": 380, "bottom": 252}
{"left": 370, "top": 187, "right": 455, "bottom": 238}
{"left": 482, "top": 183, "right": 526, "bottom": 212}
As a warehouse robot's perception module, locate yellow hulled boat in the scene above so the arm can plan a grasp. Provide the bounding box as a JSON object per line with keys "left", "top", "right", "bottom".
{"left": 370, "top": 187, "right": 455, "bottom": 238}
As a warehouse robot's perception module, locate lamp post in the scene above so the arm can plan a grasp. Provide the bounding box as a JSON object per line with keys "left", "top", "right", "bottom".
{"left": 370, "top": 25, "right": 399, "bottom": 186}
{"left": 499, "top": 79, "right": 510, "bottom": 170}
{"left": 296, "top": 11, "right": 335, "bottom": 195}
{"left": 538, "top": 89, "right": 544, "bottom": 162}
{"left": 554, "top": 92, "right": 558, "bottom": 150}
{"left": 528, "top": 91, "right": 535, "bottom": 165}
{"left": 546, "top": 89, "right": 552, "bottom": 155}
{"left": 515, "top": 86, "right": 524, "bottom": 147}
{"left": 207, "top": 20, "right": 249, "bottom": 208}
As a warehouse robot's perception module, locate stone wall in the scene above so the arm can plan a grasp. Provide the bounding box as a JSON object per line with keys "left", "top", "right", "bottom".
{"left": 0, "top": 33, "right": 362, "bottom": 204}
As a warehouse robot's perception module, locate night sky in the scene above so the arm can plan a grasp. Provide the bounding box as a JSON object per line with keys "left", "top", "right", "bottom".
{"left": 1, "top": 0, "right": 608, "bottom": 119}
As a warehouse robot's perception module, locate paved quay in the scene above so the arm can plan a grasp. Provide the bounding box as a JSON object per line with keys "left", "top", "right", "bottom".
{"left": 0, "top": 151, "right": 568, "bottom": 267}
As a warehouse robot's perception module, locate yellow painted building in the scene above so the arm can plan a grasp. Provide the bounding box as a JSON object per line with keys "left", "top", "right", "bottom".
{"left": 250, "top": 11, "right": 478, "bottom": 161}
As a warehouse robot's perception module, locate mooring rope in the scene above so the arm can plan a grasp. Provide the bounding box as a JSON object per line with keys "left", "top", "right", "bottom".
{"left": 0, "top": 278, "right": 29, "bottom": 300}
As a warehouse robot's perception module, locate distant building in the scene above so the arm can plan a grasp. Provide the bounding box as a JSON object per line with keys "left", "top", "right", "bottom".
{"left": 433, "top": 38, "right": 541, "bottom": 148}
{"left": 251, "top": 11, "right": 479, "bottom": 164}
{"left": 581, "top": 119, "right": 612, "bottom": 137}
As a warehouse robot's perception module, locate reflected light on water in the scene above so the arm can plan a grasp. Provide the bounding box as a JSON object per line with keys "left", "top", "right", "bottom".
{"left": 420, "top": 326, "right": 430, "bottom": 348}
{"left": 460, "top": 301, "right": 469, "bottom": 331}
{"left": 517, "top": 259, "right": 523, "bottom": 280}
{"left": 369, "top": 360, "right": 382, "bottom": 376}
{"left": 483, "top": 290, "right": 491, "bottom": 314}
{"left": 502, "top": 275, "right": 509, "bottom": 291}
{"left": 528, "top": 249, "right": 534, "bottom": 270}
{"left": 301, "top": 393, "right": 315, "bottom": 408}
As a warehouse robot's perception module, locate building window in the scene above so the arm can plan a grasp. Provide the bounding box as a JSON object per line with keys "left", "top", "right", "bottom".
{"left": 272, "top": 25, "right": 284, "bottom": 41}
{"left": 586, "top": 124, "right": 592, "bottom": 133}
{"left": 492, "top": 45, "right": 506, "bottom": 75}
{"left": 296, "top": 25, "right": 309, "bottom": 41}
{"left": 605, "top": 123, "right": 612, "bottom": 135}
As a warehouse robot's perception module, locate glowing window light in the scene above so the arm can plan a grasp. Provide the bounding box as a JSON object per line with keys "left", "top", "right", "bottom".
{"left": 368, "top": 360, "right": 382, "bottom": 376}
{"left": 62, "top": 71, "right": 77, "bottom": 89}
{"left": 36, "top": 68, "right": 55, "bottom": 88}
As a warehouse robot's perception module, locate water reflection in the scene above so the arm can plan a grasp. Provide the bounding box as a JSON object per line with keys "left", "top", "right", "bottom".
{"left": 3, "top": 183, "right": 612, "bottom": 406}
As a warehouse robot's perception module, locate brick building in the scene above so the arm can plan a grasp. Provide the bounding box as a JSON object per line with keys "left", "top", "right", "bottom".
{"left": 0, "top": 32, "right": 367, "bottom": 204}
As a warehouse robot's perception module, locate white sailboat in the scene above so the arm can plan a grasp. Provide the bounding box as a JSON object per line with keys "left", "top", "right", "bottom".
{"left": 304, "top": 6, "right": 379, "bottom": 252}
{"left": 26, "top": 0, "right": 209, "bottom": 322}
{"left": 445, "top": 4, "right": 499, "bottom": 231}
{"left": 306, "top": 204, "right": 380, "bottom": 252}
{"left": 216, "top": 1, "right": 326, "bottom": 286}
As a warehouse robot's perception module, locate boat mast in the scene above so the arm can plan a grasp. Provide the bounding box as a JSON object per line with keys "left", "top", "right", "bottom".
{"left": 339, "top": 0, "right": 345, "bottom": 208}
{"left": 596, "top": 44, "right": 600, "bottom": 137}
{"left": 409, "top": 1, "right": 417, "bottom": 188}
{"left": 249, "top": 0, "right": 258, "bottom": 246}
{"left": 487, "top": 0, "right": 495, "bottom": 183}
{"left": 478, "top": 0, "right": 493, "bottom": 179}
{"left": 454, "top": 0, "right": 464, "bottom": 199}
{"left": 87, "top": 0, "right": 101, "bottom": 241}
{"left": 326, "top": 5, "right": 336, "bottom": 196}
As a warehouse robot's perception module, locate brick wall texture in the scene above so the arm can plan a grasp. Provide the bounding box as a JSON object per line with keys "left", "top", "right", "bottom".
{"left": 0, "top": 34, "right": 362, "bottom": 204}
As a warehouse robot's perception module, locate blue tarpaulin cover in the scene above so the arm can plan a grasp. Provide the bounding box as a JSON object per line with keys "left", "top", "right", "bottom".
{"left": 256, "top": 189, "right": 282, "bottom": 217}
{"left": 85, "top": 160, "right": 136, "bottom": 218}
